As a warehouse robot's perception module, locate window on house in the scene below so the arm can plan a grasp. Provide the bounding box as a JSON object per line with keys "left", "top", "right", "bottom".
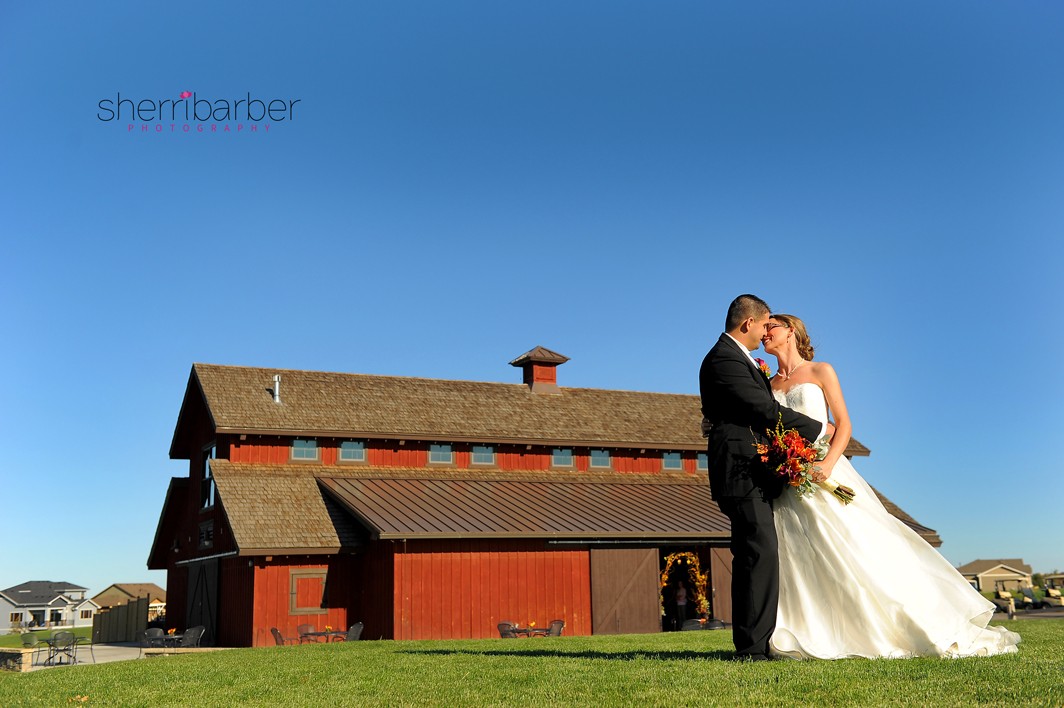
{"left": 590, "top": 449, "right": 611, "bottom": 468}
{"left": 201, "top": 443, "right": 216, "bottom": 509}
{"left": 697, "top": 453, "right": 708, "bottom": 471}
{"left": 429, "top": 444, "right": 453, "bottom": 464}
{"left": 80, "top": 610, "right": 93, "bottom": 619}
{"left": 663, "top": 452, "right": 683, "bottom": 470}
{"left": 340, "top": 440, "right": 366, "bottom": 462}
{"left": 471, "top": 445, "right": 495, "bottom": 465}
{"left": 292, "top": 439, "right": 318, "bottom": 460}
{"left": 552, "top": 448, "right": 574, "bottom": 467}
{"left": 289, "top": 569, "right": 328, "bottom": 614}
{"left": 9, "top": 612, "right": 22, "bottom": 624}
{"left": 50, "top": 610, "right": 62, "bottom": 624}
{"left": 198, "top": 520, "right": 214, "bottom": 549}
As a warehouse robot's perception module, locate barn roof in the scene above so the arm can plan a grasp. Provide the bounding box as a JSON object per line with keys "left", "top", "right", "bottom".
{"left": 170, "top": 362, "right": 872, "bottom": 458}
{"left": 203, "top": 461, "right": 941, "bottom": 550}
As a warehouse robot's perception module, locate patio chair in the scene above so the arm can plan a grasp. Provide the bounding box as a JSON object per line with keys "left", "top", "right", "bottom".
{"left": 545, "top": 619, "right": 565, "bottom": 637}
{"left": 21, "top": 633, "right": 46, "bottom": 666}
{"left": 74, "top": 628, "right": 99, "bottom": 664}
{"left": 340, "top": 622, "right": 364, "bottom": 641}
{"left": 497, "top": 622, "right": 519, "bottom": 638}
{"left": 180, "top": 626, "right": 206, "bottom": 647}
{"left": 271, "top": 627, "right": 299, "bottom": 645}
{"left": 1044, "top": 588, "right": 1064, "bottom": 607}
{"left": 296, "top": 623, "right": 321, "bottom": 643}
{"left": 48, "top": 631, "right": 77, "bottom": 665}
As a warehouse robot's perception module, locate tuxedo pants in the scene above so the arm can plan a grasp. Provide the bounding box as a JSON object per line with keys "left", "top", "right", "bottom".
{"left": 717, "top": 496, "right": 779, "bottom": 657}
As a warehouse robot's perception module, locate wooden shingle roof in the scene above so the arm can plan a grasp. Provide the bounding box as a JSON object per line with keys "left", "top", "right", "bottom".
{"left": 172, "top": 363, "right": 872, "bottom": 457}
{"left": 211, "top": 461, "right": 365, "bottom": 555}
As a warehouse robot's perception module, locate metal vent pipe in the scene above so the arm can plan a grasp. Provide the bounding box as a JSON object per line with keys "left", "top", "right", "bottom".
{"left": 273, "top": 374, "right": 281, "bottom": 403}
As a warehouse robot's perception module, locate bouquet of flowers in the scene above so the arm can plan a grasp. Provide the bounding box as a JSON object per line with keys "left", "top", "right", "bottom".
{"left": 755, "top": 415, "right": 856, "bottom": 504}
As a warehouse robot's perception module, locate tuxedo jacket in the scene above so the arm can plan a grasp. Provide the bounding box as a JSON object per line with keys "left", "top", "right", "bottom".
{"left": 699, "top": 333, "right": 823, "bottom": 501}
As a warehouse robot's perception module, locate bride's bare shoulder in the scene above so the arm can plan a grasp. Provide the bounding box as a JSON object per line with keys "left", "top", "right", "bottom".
{"left": 808, "top": 361, "right": 841, "bottom": 384}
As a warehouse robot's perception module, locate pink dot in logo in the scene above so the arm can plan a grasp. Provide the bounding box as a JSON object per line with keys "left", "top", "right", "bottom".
{"left": 179, "top": 91, "right": 192, "bottom": 99}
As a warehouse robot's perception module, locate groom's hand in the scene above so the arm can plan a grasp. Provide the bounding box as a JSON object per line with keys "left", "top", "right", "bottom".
{"left": 701, "top": 418, "right": 713, "bottom": 437}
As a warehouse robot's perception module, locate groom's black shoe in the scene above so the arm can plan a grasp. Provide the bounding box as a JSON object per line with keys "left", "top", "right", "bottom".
{"left": 731, "top": 653, "right": 771, "bottom": 662}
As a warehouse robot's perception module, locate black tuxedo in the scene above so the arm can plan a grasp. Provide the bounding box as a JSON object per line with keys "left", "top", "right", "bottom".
{"left": 698, "top": 333, "right": 822, "bottom": 657}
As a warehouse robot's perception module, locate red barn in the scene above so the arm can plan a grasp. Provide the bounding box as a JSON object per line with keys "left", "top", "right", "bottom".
{"left": 148, "top": 347, "right": 940, "bottom": 647}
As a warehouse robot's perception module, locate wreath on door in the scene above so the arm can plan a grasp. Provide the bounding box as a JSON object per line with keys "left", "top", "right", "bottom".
{"left": 660, "top": 551, "right": 709, "bottom": 617}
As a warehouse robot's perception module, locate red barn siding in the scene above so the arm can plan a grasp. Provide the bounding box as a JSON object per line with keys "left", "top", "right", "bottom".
{"left": 249, "top": 557, "right": 353, "bottom": 647}
{"left": 392, "top": 540, "right": 592, "bottom": 640}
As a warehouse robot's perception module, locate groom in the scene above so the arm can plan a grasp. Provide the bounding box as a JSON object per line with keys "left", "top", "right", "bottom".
{"left": 699, "top": 294, "right": 823, "bottom": 661}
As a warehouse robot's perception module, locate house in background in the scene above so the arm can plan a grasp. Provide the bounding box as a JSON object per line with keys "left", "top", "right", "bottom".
{"left": 92, "top": 583, "right": 167, "bottom": 621}
{"left": 0, "top": 581, "right": 99, "bottom": 632}
{"left": 957, "top": 559, "right": 1033, "bottom": 591}
{"left": 149, "top": 349, "right": 942, "bottom": 647}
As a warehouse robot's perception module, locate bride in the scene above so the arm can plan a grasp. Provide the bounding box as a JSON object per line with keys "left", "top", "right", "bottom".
{"left": 760, "top": 314, "right": 1020, "bottom": 659}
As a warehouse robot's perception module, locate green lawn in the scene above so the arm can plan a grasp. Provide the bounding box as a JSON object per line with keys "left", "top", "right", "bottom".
{"left": 1, "top": 619, "right": 1060, "bottom": 706}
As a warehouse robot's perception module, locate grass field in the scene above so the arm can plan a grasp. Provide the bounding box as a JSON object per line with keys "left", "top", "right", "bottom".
{"left": 1, "top": 619, "right": 1060, "bottom": 706}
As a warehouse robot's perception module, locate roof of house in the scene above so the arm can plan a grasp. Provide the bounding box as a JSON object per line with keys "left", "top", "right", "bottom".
{"left": 170, "top": 362, "right": 873, "bottom": 458}
{"left": 92, "top": 583, "right": 167, "bottom": 605}
{"left": 0, "top": 581, "right": 88, "bottom": 606}
{"left": 203, "top": 460, "right": 941, "bottom": 551}
{"left": 956, "top": 559, "right": 1033, "bottom": 575}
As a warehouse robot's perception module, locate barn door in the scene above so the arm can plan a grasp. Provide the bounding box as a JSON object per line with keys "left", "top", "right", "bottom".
{"left": 185, "top": 558, "right": 219, "bottom": 645}
{"left": 708, "top": 547, "right": 732, "bottom": 624}
{"left": 590, "top": 548, "right": 661, "bottom": 635}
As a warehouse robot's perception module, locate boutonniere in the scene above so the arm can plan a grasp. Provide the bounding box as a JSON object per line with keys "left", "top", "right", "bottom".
{"left": 754, "top": 358, "right": 771, "bottom": 379}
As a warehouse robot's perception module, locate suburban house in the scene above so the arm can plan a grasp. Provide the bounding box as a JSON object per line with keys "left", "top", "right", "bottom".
{"left": 91, "top": 583, "right": 167, "bottom": 622}
{"left": 957, "top": 559, "right": 1033, "bottom": 591}
{"left": 0, "top": 581, "right": 99, "bottom": 632}
{"left": 148, "top": 349, "right": 942, "bottom": 647}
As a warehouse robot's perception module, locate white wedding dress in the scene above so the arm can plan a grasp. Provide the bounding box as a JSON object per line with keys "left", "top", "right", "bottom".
{"left": 769, "top": 383, "right": 1021, "bottom": 659}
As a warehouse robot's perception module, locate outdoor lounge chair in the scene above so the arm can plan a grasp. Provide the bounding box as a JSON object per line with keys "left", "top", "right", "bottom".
{"left": 1044, "top": 588, "right": 1064, "bottom": 607}
{"left": 20, "top": 633, "right": 46, "bottom": 666}
{"left": 497, "top": 622, "right": 519, "bottom": 638}
{"left": 271, "top": 627, "right": 299, "bottom": 645}
{"left": 545, "top": 619, "right": 565, "bottom": 637}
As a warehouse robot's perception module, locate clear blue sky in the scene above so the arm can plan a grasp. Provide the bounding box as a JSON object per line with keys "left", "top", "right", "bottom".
{"left": 2, "top": 1, "right": 1061, "bottom": 597}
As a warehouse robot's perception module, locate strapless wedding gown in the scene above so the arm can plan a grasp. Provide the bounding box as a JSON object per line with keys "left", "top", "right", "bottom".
{"left": 769, "top": 383, "right": 1020, "bottom": 659}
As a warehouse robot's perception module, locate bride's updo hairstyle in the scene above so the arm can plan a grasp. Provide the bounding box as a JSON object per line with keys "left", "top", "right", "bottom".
{"left": 771, "top": 313, "right": 815, "bottom": 361}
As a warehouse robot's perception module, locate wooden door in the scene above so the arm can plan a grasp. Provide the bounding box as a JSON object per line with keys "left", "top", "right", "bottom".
{"left": 708, "top": 547, "right": 732, "bottom": 624}
{"left": 590, "top": 547, "right": 661, "bottom": 635}
{"left": 186, "top": 558, "right": 219, "bottom": 645}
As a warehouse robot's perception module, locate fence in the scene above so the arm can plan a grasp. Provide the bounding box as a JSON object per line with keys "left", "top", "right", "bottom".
{"left": 93, "top": 596, "right": 149, "bottom": 643}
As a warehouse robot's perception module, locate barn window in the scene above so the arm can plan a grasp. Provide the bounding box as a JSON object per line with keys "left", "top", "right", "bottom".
{"left": 697, "top": 453, "right": 708, "bottom": 470}
{"left": 471, "top": 445, "right": 495, "bottom": 465}
{"left": 198, "top": 521, "right": 214, "bottom": 550}
{"left": 590, "top": 449, "right": 611, "bottom": 468}
{"left": 552, "top": 448, "right": 574, "bottom": 467}
{"left": 200, "top": 444, "right": 216, "bottom": 509}
{"left": 292, "top": 439, "right": 318, "bottom": 461}
{"left": 429, "top": 444, "right": 453, "bottom": 464}
{"left": 340, "top": 440, "right": 366, "bottom": 462}
{"left": 663, "top": 452, "right": 683, "bottom": 470}
{"left": 290, "top": 569, "right": 328, "bottom": 614}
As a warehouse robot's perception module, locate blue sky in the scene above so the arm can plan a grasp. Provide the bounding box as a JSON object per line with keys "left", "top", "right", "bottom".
{"left": 1, "top": 1, "right": 1061, "bottom": 598}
